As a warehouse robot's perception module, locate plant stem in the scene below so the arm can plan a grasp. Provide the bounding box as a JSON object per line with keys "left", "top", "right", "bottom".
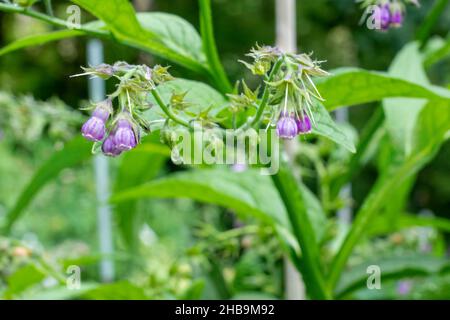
{"left": 198, "top": 0, "right": 232, "bottom": 94}
{"left": 250, "top": 58, "right": 283, "bottom": 127}
{"left": 43, "top": 0, "right": 53, "bottom": 16}
{"left": 150, "top": 89, "right": 191, "bottom": 128}
{"left": 0, "top": 2, "right": 109, "bottom": 37}
{"left": 271, "top": 161, "right": 330, "bottom": 299}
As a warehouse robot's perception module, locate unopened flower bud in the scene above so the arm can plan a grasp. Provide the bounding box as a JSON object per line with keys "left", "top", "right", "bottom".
{"left": 102, "top": 135, "right": 122, "bottom": 157}
{"left": 81, "top": 116, "right": 106, "bottom": 142}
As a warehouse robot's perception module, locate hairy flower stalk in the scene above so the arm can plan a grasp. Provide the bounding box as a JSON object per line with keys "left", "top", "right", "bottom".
{"left": 239, "top": 46, "right": 328, "bottom": 139}
{"left": 358, "top": 0, "right": 419, "bottom": 30}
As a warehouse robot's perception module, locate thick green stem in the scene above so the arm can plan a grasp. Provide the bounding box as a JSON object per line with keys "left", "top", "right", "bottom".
{"left": 150, "top": 89, "right": 191, "bottom": 128}
{"left": 198, "top": 0, "right": 232, "bottom": 94}
{"left": 271, "top": 161, "right": 330, "bottom": 300}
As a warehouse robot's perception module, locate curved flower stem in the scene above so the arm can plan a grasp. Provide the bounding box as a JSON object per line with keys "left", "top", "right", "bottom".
{"left": 0, "top": 2, "right": 109, "bottom": 38}
{"left": 250, "top": 58, "right": 283, "bottom": 127}
{"left": 150, "top": 89, "right": 191, "bottom": 128}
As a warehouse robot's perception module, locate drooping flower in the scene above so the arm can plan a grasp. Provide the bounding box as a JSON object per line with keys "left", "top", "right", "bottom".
{"left": 296, "top": 114, "right": 312, "bottom": 134}
{"left": 390, "top": 7, "right": 404, "bottom": 27}
{"left": 101, "top": 135, "right": 122, "bottom": 157}
{"left": 81, "top": 116, "right": 106, "bottom": 142}
{"left": 373, "top": 4, "right": 391, "bottom": 30}
{"left": 113, "top": 119, "right": 137, "bottom": 151}
{"left": 276, "top": 115, "right": 298, "bottom": 139}
{"left": 80, "top": 99, "right": 112, "bottom": 142}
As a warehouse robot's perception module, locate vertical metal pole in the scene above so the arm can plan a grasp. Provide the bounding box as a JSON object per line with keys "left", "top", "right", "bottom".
{"left": 87, "top": 39, "right": 115, "bottom": 282}
{"left": 276, "top": 0, "right": 306, "bottom": 300}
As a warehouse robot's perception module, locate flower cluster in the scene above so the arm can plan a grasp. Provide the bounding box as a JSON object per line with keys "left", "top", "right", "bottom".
{"left": 239, "top": 45, "right": 329, "bottom": 139}
{"left": 358, "top": 0, "right": 420, "bottom": 31}
{"left": 75, "top": 46, "right": 329, "bottom": 160}
{"left": 75, "top": 62, "right": 172, "bottom": 157}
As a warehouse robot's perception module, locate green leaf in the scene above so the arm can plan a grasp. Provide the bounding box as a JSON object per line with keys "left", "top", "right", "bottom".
{"left": 336, "top": 255, "right": 450, "bottom": 298}
{"left": 2, "top": 137, "right": 92, "bottom": 232}
{"left": 299, "top": 182, "right": 327, "bottom": 243}
{"left": 424, "top": 36, "right": 450, "bottom": 67}
{"left": 370, "top": 214, "right": 450, "bottom": 236}
{"left": 327, "top": 101, "right": 450, "bottom": 292}
{"left": 80, "top": 281, "right": 149, "bottom": 300}
{"left": 312, "top": 102, "right": 356, "bottom": 153}
{"left": 316, "top": 68, "right": 450, "bottom": 111}
{"left": 112, "top": 168, "right": 290, "bottom": 228}
{"left": 383, "top": 42, "right": 429, "bottom": 156}
{"left": 71, "top": 0, "right": 147, "bottom": 40}
{"left": 5, "top": 264, "right": 46, "bottom": 297}
{"left": 0, "top": 29, "right": 83, "bottom": 56}
{"left": 71, "top": 0, "right": 208, "bottom": 74}
{"left": 416, "top": 0, "right": 450, "bottom": 46}
{"left": 114, "top": 134, "right": 168, "bottom": 250}
{"left": 137, "top": 12, "right": 205, "bottom": 64}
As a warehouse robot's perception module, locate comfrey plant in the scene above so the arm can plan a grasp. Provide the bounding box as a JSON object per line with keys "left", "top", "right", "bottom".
{"left": 358, "top": 0, "right": 420, "bottom": 30}
{"left": 76, "top": 46, "right": 329, "bottom": 160}
{"left": 75, "top": 62, "right": 172, "bottom": 156}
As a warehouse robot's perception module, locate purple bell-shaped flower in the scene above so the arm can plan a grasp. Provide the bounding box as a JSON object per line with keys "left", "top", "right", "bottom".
{"left": 113, "top": 119, "right": 137, "bottom": 151}
{"left": 296, "top": 114, "right": 312, "bottom": 134}
{"left": 276, "top": 114, "right": 298, "bottom": 139}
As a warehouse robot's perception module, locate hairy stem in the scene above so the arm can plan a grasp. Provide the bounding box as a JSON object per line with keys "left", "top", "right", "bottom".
{"left": 251, "top": 58, "right": 283, "bottom": 127}
{"left": 150, "top": 89, "right": 191, "bottom": 128}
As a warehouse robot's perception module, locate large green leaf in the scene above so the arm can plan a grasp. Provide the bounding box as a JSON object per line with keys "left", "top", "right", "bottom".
{"left": 312, "top": 102, "right": 356, "bottom": 153}
{"left": 336, "top": 255, "right": 450, "bottom": 298}
{"left": 112, "top": 168, "right": 290, "bottom": 228}
{"left": 2, "top": 137, "right": 92, "bottom": 232}
{"left": 0, "top": 30, "right": 83, "bottom": 56}
{"left": 316, "top": 68, "right": 450, "bottom": 111}
{"left": 137, "top": 12, "right": 205, "bottom": 64}
{"left": 80, "top": 281, "right": 149, "bottom": 300}
{"left": 70, "top": 0, "right": 207, "bottom": 73}
{"left": 383, "top": 42, "right": 429, "bottom": 156}
{"left": 71, "top": 0, "right": 149, "bottom": 40}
